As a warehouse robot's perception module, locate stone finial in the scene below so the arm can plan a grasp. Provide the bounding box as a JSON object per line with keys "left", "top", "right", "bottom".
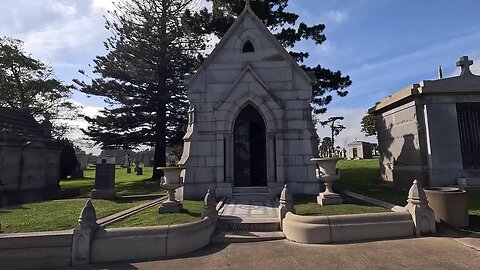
{"left": 245, "top": 0, "right": 251, "bottom": 8}
{"left": 456, "top": 56, "right": 474, "bottom": 76}
{"left": 438, "top": 65, "right": 443, "bottom": 79}
{"left": 72, "top": 199, "right": 99, "bottom": 265}
{"left": 78, "top": 199, "right": 99, "bottom": 230}
{"left": 278, "top": 184, "right": 295, "bottom": 228}
{"left": 405, "top": 180, "right": 436, "bottom": 236}
{"left": 201, "top": 189, "right": 218, "bottom": 225}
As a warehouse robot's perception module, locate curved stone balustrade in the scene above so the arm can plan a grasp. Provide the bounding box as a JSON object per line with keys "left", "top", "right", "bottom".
{"left": 283, "top": 211, "right": 415, "bottom": 244}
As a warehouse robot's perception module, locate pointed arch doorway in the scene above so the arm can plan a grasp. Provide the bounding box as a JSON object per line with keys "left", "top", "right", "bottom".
{"left": 233, "top": 105, "right": 267, "bottom": 187}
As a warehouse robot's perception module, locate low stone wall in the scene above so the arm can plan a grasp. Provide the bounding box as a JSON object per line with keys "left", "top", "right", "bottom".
{"left": 0, "top": 230, "right": 73, "bottom": 270}
{"left": 283, "top": 212, "right": 414, "bottom": 244}
{"left": 91, "top": 217, "right": 215, "bottom": 263}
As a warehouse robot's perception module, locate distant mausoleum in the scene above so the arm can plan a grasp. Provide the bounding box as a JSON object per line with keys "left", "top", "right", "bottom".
{"left": 346, "top": 141, "right": 373, "bottom": 160}
{"left": 369, "top": 56, "right": 480, "bottom": 188}
{"left": 179, "top": 5, "right": 319, "bottom": 199}
{"left": 0, "top": 108, "right": 61, "bottom": 206}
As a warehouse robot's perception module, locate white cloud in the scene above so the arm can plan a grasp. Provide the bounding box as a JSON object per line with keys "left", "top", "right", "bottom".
{"left": 324, "top": 10, "right": 349, "bottom": 24}
{"left": 58, "top": 100, "right": 103, "bottom": 155}
{"left": 316, "top": 107, "right": 377, "bottom": 149}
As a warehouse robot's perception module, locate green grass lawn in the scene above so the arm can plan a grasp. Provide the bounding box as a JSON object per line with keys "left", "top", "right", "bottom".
{"left": 60, "top": 165, "right": 165, "bottom": 197}
{"left": 294, "top": 194, "right": 389, "bottom": 216}
{"left": 0, "top": 198, "right": 148, "bottom": 233}
{"left": 109, "top": 200, "right": 203, "bottom": 228}
{"left": 336, "top": 159, "right": 408, "bottom": 206}
{"left": 336, "top": 159, "right": 480, "bottom": 217}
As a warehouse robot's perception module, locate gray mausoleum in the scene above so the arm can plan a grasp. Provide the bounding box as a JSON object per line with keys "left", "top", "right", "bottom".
{"left": 179, "top": 5, "right": 319, "bottom": 199}
{"left": 369, "top": 56, "right": 480, "bottom": 188}
{"left": 0, "top": 108, "right": 61, "bottom": 206}
{"left": 346, "top": 141, "right": 373, "bottom": 160}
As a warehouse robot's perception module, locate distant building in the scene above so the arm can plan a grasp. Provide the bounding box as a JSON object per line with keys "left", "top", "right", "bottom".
{"left": 0, "top": 108, "right": 61, "bottom": 206}
{"left": 347, "top": 141, "right": 373, "bottom": 160}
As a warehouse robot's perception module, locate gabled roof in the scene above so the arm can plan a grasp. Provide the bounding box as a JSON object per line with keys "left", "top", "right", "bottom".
{"left": 0, "top": 107, "right": 46, "bottom": 139}
{"left": 214, "top": 64, "right": 284, "bottom": 110}
{"left": 187, "top": 4, "right": 313, "bottom": 89}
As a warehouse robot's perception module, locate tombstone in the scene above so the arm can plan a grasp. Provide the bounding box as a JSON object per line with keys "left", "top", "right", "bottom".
{"left": 369, "top": 56, "right": 480, "bottom": 188}
{"left": 91, "top": 157, "right": 116, "bottom": 199}
{"left": 70, "top": 163, "right": 84, "bottom": 179}
{"left": 177, "top": 4, "right": 319, "bottom": 199}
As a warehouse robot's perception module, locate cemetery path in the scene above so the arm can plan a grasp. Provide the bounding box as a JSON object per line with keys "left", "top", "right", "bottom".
{"left": 82, "top": 236, "right": 480, "bottom": 270}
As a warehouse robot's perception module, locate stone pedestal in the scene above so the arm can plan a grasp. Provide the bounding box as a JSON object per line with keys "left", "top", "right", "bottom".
{"left": 158, "top": 199, "right": 183, "bottom": 213}
{"left": 317, "top": 192, "right": 343, "bottom": 205}
{"left": 126, "top": 167, "right": 132, "bottom": 174}
{"left": 136, "top": 167, "right": 143, "bottom": 175}
{"left": 91, "top": 157, "right": 116, "bottom": 199}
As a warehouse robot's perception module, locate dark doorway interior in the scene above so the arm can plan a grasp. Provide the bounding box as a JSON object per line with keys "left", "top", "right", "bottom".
{"left": 234, "top": 105, "right": 267, "bottom": 187}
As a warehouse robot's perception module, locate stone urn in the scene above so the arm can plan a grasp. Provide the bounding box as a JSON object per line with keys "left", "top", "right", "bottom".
{"left": 157, "top": 166, "right": 186, "bottom": 213}
{"left": 310, "top": 157, "right": 343, "bottom": 205}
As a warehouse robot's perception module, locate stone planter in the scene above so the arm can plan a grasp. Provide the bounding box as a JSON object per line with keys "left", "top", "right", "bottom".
{"left": 310, "top": 157, "right": 343, "bottom": 205}
{"left": 424, "top": 187, "right": 469, "bottom": 228}
{"left": 157, "top": 167, "right": 186, "bottom": 213}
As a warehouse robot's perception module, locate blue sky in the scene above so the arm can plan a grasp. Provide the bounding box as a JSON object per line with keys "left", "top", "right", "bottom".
{"left": 1, "top": 0, "right": 480, "bottom": 152}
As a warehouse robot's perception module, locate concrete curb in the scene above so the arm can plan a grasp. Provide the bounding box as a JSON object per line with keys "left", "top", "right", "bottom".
{"left": 98, "top": 195, "right": 168, "bottom": 227}
{"left": 342, "top": 190, "right": 405, "bottom": 212}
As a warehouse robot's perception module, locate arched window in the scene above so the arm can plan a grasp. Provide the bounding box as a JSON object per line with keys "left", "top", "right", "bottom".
{"left": 242, "top": 40, "right": 255, "bottom": 53}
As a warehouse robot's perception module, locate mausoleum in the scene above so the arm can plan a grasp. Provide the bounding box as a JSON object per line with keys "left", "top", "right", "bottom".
{"left": 179, "top": 4, "right": 319, "bottom": 199}
{"left": 346, "top": 141, "right": 373, "bottom": 160}
{"left": 0, "top": 108, "right": 61, "bottom": 206}
{"left": 369, "top": 56, "right": 480, "bottom": 188}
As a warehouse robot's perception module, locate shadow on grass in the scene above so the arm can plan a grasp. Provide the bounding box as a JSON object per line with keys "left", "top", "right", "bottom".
{"left": 336, "top": 160, "right": 408, "bottom": 206}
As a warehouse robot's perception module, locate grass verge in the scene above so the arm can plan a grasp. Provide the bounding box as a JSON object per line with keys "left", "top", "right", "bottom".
{"left": 294, "top": 194, "right": 389, "bottom": 216}
{"left": 0, "top": 198, "right": 148, "bottom": 233}
{"left": 60, "top": 166, "right": 166, "bottom": 197}
{"left": 109, "top": 200, "right": 203, "bottom": 228}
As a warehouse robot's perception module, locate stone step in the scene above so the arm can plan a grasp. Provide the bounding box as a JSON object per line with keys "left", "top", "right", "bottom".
{"left": 217, "top": 218, "right": 280, "bottom": 232}
{"left": 211, "top": 230, "right": 285, "bottom": 243}
{"left": 233, "top": 187, "right": 268, "bottom": 194}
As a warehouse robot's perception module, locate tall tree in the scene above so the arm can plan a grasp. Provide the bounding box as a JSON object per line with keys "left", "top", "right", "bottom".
{"left": 0, "top": 36, "right": 77, "bottom": 137}
{"left": 183, "top": 0, "right": 352, "bottom": 113}
{"left": 74, "top": 0, "right": 204, "bottom": 179}
{"left": 361, "top": 114, "right": 377, "bottom": 137}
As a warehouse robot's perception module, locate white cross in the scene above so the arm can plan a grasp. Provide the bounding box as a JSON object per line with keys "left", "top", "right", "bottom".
{"left": 456, "top": 56, "right": 474, "bottom": 75}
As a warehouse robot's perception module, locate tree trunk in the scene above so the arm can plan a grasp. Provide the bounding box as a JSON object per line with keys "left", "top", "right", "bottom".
{"left": 152, "top": 100, "right": 167, "bottom": 180}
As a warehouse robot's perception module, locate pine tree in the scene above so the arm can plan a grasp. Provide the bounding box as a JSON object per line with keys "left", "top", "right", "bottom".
{"left": 74, "top": 0, "right": 204, "bottom": 179}
{"left": 183, "top": 0, "right": 352, "bottom": 113}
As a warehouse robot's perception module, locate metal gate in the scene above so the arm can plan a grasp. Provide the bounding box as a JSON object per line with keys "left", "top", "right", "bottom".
{"left": 457, "top": 103, "right": 480, "bottom": 169}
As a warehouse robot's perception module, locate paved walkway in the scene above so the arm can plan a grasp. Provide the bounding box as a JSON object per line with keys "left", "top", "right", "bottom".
{"left": 81, "top": 236, "right": 480, "bottom": 270}
{"left": 219, "top": 198, "right": 278, "bottom": 221}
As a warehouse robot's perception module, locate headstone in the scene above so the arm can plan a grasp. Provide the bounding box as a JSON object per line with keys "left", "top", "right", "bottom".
{"left": 70, "top": 163, "right": 84, "bottom": 179}
{"left": 91, "top": 157, "right": 116, "bottom": 199}
{"left": 126, "top": 167, "right": 132, "bottom": 174}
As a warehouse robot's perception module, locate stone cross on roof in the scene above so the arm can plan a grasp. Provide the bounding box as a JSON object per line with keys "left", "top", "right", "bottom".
{"left": 245, "top": 0, "right": 250, "bottom": 8}
{"left": 456, "top": 56, "right": 474, "bottom": 76}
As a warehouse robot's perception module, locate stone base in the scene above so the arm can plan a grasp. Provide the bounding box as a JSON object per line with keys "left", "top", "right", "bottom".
{"left": 91, "top": 189, "right": 117, "bottom": 200}
{"left": 158, "top": 201, "right": 183, "bottom": 213}
{"left": 317, "top": 193, "right": 343, "bottom": 205}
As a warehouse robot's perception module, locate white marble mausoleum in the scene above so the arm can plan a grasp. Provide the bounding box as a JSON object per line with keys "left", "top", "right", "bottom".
{"left": 179, "top": 5, "right": 319, "bottom": 199}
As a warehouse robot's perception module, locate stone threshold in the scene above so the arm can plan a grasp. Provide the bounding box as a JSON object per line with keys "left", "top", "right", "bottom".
{"left": 341, "top": 190, "right": 405, "bottom": 212}
{"left": 211, "top": 230, "right": 285, "bottom": 243}
{"left": 97, "top": 195, "right": 168, "bottom": 227}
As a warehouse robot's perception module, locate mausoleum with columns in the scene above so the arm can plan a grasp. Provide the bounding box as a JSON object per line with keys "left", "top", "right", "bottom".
{"left": 179, "top": 4, "right": 319, "bottom": 199}
{"left": 369, "top": 56, "right": 480, "bottom": 188}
